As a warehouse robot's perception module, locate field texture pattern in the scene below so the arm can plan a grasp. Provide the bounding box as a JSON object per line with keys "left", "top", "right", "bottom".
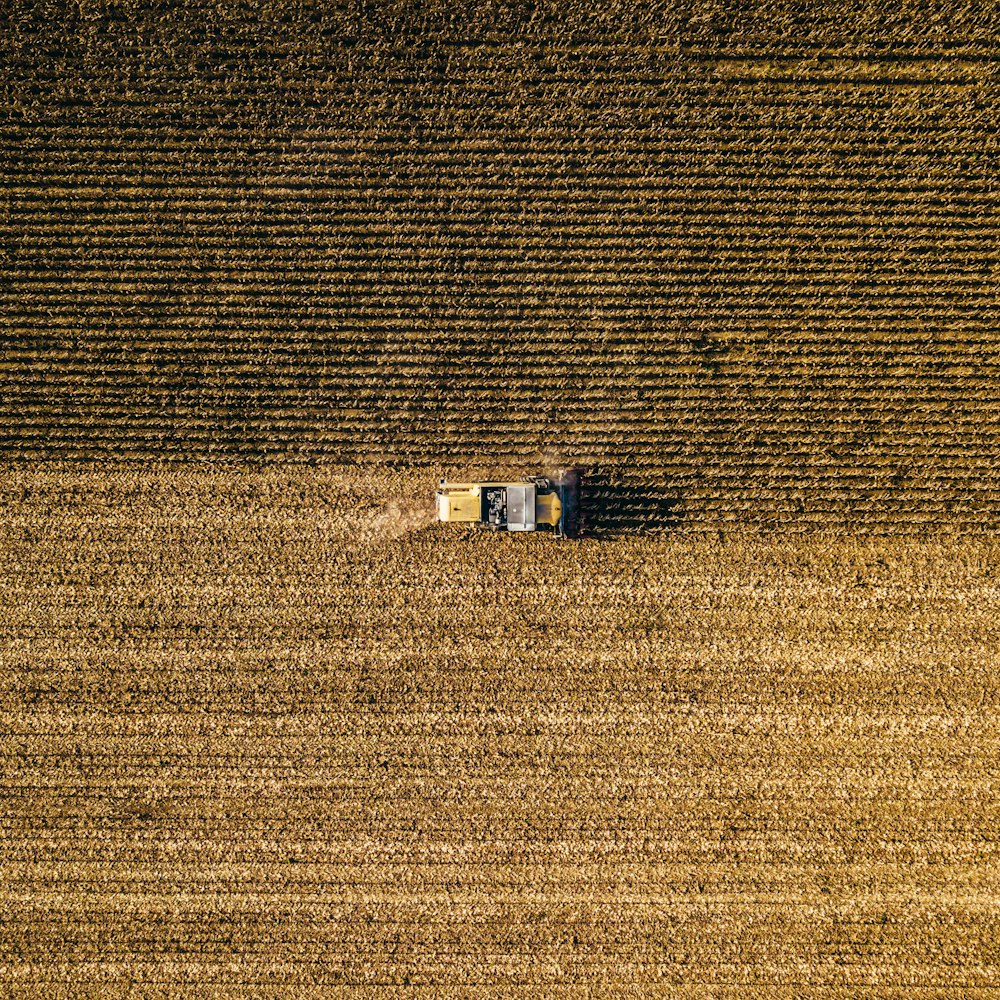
{"left": 3, "top": 2, "right": 1000, "bottom": 529}
{"left": 3, "top": 466, "right": 1000, "bottom": 994}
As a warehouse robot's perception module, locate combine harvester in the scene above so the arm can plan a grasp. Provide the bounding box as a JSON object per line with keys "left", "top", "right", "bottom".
{"left": 436, "top": 469, "right": 581, "bottom": 538}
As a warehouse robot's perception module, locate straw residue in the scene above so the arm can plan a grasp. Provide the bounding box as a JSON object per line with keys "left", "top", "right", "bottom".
{"left": 3, "top": 466, "right": 999, "bottom": 991}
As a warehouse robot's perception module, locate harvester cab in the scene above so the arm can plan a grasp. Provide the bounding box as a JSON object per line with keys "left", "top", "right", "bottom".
{"left": 436, "top": 469, "right": 581, "bottom": 538}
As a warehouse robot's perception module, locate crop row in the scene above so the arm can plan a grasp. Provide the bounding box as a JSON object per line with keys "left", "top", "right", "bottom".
{"left": 8, "top": 76, "right": 999, "bottom": 113}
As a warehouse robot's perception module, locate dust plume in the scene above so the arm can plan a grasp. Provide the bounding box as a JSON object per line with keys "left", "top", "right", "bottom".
{"left": 355, "top": 498, "right": 437, "bottom": 547}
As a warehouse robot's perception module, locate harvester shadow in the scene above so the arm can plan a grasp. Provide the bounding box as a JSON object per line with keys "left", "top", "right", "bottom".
{"left": 578, "top": 468, "right": 683, "bottom": 537}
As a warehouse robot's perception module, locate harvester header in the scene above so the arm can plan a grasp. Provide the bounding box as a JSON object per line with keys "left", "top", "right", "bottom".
{"left": 436, "top": 469, "right": 580, "bottom": 538}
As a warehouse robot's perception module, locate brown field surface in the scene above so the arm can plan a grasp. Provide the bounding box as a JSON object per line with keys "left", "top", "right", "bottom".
{"left": 3, "top": 464, "right": 1000, "bottom": 993}
{"left": 4, "top": 1, "right": 1000, "bottom": 991}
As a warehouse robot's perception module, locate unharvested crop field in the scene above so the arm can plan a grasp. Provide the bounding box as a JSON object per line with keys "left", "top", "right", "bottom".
{"left": 3, "top": 2, "right": 1000, "bottom": 529}
{"left": 3, "top": 465, "right": 1000, "bottom": 993}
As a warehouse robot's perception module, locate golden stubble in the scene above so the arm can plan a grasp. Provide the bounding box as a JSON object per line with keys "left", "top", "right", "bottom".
{"left": 2, "top": 465, "right": 1000, "bottom": 990}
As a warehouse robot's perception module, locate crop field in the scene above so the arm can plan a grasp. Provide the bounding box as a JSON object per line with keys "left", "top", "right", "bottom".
{"left": 2, "top": 465, "right": 1000, "bottom": 993}
{"left": 3, "top": 0, "right": 1000, "bottom": 993}
{"left": 3, "top": 2, "right": 1000, "bottom": 529}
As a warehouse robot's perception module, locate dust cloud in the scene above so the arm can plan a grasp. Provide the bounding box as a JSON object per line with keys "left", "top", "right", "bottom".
{"left": 353, "top": 498, "right": 437, "bottom": 547}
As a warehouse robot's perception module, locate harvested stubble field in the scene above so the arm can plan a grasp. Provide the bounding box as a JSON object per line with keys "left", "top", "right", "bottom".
{"left": 3, "top": 465, "right": 1000, "bottom": 994}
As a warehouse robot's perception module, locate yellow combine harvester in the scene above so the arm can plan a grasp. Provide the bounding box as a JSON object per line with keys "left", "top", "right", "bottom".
{"left": 436, "top": 468, "right": 581, "bottom": 537}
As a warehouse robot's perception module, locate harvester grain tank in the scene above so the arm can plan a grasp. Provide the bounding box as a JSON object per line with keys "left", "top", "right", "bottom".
{"left": 435, "top": 469, "right": 580, "bottom": 537}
